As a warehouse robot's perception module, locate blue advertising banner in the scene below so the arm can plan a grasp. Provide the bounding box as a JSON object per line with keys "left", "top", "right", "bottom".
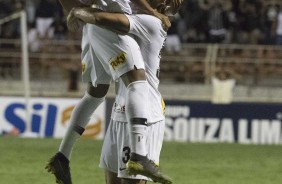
{"left": 164, "top": 100, "right": 282, "bottom": 144}
{"left": 106, "top": 99, "right": 282, "bottom": 144}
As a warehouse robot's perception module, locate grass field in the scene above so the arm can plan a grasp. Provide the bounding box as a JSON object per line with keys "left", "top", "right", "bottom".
{"left": 1, "top": 137, "right": 282, "bottom": 184}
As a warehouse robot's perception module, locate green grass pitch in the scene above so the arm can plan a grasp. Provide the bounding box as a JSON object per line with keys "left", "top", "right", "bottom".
{"left": 0, "top": 137, "right": 282, "bottom": 184}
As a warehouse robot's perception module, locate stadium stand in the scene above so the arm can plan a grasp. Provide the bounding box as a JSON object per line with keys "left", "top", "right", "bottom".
{"left": 0, "top": 0, "right": 282, "bottom": 102}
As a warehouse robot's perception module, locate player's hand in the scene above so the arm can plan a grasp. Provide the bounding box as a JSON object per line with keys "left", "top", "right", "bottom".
{"left": 67, "top": 8, "right": 84, "bottom": 32}
{"left": 152, "top": 10, "right": 171, "bottom": 31}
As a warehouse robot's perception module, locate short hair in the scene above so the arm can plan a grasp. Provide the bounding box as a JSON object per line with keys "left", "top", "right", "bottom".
{"left": 157, "top": 0, "right": 184, "bottom": 15}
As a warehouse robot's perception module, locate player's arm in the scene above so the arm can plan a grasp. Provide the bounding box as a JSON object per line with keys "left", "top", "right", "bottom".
{"left": 68, "top": 7, "right": 130, "bottom": 34}
{"left": 58, "top": 0, "right": 92, "bottom": 32}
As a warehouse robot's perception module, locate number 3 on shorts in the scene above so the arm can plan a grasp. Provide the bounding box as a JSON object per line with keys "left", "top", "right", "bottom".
{"left": 122, "top": 146, "right": 131, "bottom": 163}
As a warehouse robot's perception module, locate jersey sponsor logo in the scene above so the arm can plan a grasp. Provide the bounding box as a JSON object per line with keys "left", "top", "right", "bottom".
{"left": 110, "top": 52, "right": 127, "bottom": 70}
{"left": 114, "top": 103, "right": 125, "bottom": 113}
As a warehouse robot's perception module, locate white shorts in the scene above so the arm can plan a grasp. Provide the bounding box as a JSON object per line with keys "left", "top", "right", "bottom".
{"left": 81, "top": 24, "right": 145, "bottom": 86}
{"left": 99, "top": 120, "right": 165, "bottom": 180}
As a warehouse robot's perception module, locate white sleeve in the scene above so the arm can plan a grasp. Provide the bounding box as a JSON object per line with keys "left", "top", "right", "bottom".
{"left": 124, "top": 14, "right": 135, "bottom": 34}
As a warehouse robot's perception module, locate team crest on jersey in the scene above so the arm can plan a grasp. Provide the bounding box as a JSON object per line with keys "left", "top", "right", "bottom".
{"left": 82, "top": 63, "right": 86, "bottom": 74}
{"left": 110, "top": 52, "right": 127, "bottom": 70}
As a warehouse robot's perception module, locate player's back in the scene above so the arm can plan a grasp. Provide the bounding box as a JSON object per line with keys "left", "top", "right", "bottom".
{"left": 130, "top": 15, "right": 166, "bottom": 123}
{"left": 126, "top": 14, "right": 166, "bottom": 88}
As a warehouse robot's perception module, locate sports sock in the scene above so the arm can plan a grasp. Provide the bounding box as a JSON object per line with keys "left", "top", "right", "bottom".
{"left": 125, "top": 81, "right": 149, "bottom": 156}
{"left": 59, "top": 92, "right": 105, "bottom": 160}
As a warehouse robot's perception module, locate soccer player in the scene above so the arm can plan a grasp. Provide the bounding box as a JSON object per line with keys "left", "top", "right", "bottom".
{"left": 66, "top": 1, "right": 183, "bottom": 184}
{"left": 45, "top": 0, "right": 172, "bottom": 184}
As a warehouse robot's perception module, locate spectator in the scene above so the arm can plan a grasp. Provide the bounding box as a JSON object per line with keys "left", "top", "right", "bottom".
{"left": 0, "top": 0, "right": 12, "bottom": 18}
{"left": 28, "top": 22, "right": 41, "bottom": 52}
{"left": 49, "top": 16, "right": 68, "bottom": 40}
{"left": 275, "top": 4, "right": 282, "bottom": 45}
{"left": 25, "top": 0, "right": 37, "bottom": 24}
{"left": 207, "top": 0, "right": 230, "bottom": 43}
{"left": 260, "top": 3, "right": 278, "bottom": 45}
{"left": 211, "top": 67, "right": 236, "bottom": 104}
{"left": 239, "top": 1, "right": 262, "bottom": 44}
{"left": 0, "top": 23, "right": 17, "bottom": 48}
{"left": 183, "top": 0, "right": 209, "bottom": 43}
{"left": 35, "top": 0, "right": 56, "bottom": 39}
{"left": 164, "top": 14, "right": 182, "bottom": 54}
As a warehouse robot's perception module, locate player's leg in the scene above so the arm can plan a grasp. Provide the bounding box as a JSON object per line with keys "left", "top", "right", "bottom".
{"left": 116, "top": 116, "right": 171, "bottom": 184}
{"left": 99, "top": 117, "right": 148, "bottom": 184}
{"left": 105, "top": 170, "right": 122, "bottom": 184}
{"left": 45, "top": 83, "right": 109, "bottom": 184}
{"left": 121, "top": 68, "right": 149, "bottom": 156}
{"left": 129, "top": 120, "right": 172, "bottom": 184}
{"left": 119, "top": 59, "right": 169, "bottom": 183}
{"left": 58, "top": 82, "right": 109, "bottom": 159}
{"left": 112, "top": 120, "right": 149, "bottom": 184}
{"left": 46, "top": 44, "right": 111, "bottom": 184}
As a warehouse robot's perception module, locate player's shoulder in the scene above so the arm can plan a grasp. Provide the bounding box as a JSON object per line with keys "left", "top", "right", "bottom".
{"left": 134, "top": 14, "right": 161, "bottom": 24}
{"left": 130, "top": 14, "right": 163, "bottom": 32}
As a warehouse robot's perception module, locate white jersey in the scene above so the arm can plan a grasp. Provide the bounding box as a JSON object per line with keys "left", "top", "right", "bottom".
{"left": 95, "top": 0, "right": 132, "bottom": 14}
{"left": 112, "top": 14, "right": 167, "bottom": 123}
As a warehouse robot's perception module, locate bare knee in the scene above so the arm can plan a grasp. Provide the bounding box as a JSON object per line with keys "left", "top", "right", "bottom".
{"left": 87, "top": 82, "right": 109, "bottom": 98}
{"left": 121, "top": 69, "right": 146, "bottom": 87}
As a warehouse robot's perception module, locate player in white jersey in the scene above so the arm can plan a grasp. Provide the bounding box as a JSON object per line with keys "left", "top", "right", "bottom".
{"left": 100, "top": 15, "right": 167, "bottom": 183}
{"left": 45, "top": 0, "right": 172, "bottom": 184}
{"left": 65, "top": 1, "right": 183, "bottom": 184}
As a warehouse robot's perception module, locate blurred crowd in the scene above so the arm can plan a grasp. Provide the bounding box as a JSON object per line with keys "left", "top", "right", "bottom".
{"left": 0, "top": 0, "right": 69, "bottom": 52}
{"left": 175, "top": 0, "right": 282, "bottom": 45}
{"left": 1, "top": 0, "right": 282, "bottom": 48}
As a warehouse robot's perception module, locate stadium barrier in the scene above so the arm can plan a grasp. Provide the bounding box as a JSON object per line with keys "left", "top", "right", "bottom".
{"left": 1, "top": 96, "right": 282, "bottom": 145}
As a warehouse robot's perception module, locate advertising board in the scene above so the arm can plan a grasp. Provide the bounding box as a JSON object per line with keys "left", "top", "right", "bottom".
{"left": 0, "top": 97, "right": 105, "bottom": 139}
